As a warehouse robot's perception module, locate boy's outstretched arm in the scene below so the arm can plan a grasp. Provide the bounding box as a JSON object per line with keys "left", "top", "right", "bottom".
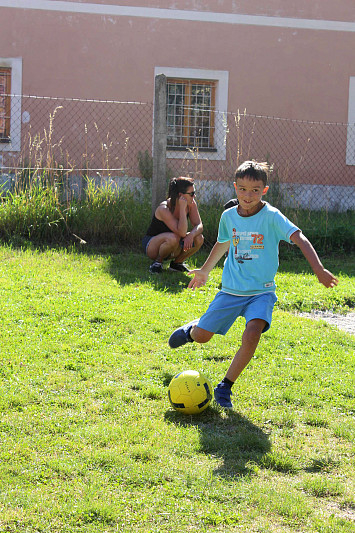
{"left": 188, "top": 241, "right": 230, "bottom": 290}
{"left": 290, "top": 230, "right": 338, "bottom": 288}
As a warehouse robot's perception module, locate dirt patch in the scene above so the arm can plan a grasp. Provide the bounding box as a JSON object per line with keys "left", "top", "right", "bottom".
{"left": 297, "top": 311, "right": 355, "bottom": 335}
{"left": 325, "top": 501, "right": 355, "bottom": 522}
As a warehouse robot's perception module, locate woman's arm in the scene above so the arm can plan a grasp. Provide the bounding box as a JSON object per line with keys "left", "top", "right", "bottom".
{"left": 179, "top": 199, "right": 204, "bottom": 250}
{"left": 187, "top": 199, "right": 204, "bottom": 238}
{"left": 155, "top": 199, "right": 188, "bottom": 237}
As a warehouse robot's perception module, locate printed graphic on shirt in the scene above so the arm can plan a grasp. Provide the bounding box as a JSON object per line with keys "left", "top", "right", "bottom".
{"left": 232, "top": 229, "right": 265, "bottom": 264}
{"left": 232, "top": 228, "right": 240, "bottom": 257}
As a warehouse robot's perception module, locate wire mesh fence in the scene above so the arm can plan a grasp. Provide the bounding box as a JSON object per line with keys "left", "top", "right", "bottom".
{"left": 1, "top": 94, "right": 354, "bottom": 212}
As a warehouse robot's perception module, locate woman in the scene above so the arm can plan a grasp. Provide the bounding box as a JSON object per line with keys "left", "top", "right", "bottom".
{"left": 142, "top": 177, "right": 204, "bottom": 273}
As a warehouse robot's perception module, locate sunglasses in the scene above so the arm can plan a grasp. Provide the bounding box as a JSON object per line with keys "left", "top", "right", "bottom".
{"left": 185, "top": 191, "right": 196, "bottom": 197}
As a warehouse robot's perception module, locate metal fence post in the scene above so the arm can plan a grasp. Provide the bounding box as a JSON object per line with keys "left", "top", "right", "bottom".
{"left": 152, "top": 74, "right": 167, "bottom": 214}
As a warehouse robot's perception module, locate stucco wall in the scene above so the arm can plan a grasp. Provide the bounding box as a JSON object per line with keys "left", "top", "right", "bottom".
{"left": 0, "top": 1, "right": 354, "bottom": 193}
{"left": 1, "top": 1, "right": 353, "bottom": 121}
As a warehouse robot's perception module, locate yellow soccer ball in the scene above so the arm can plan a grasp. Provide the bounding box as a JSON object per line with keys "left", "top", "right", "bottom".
{"left": 168, "top": 370, "right": 212, "bottom": 415}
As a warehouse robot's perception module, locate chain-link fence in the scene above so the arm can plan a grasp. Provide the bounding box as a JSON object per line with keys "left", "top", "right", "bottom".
{"left": 0, "top": 95, "right": 154, "bottom": 199}
{"left": 1, "top": 94, "right": 354, "bottom": 211}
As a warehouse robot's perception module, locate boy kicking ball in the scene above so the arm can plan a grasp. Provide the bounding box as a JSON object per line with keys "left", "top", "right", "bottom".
{"left": 168, "top": 161, "right": 338, "bottom": 409}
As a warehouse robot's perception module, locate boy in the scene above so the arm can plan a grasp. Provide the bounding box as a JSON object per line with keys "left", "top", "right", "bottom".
{"left": 168, "top": 161, "right": 338, "bottom": 409}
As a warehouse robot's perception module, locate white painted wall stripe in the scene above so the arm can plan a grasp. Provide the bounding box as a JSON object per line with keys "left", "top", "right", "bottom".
{"left": 1, "top": 0, "right": 355, "bottom": 32}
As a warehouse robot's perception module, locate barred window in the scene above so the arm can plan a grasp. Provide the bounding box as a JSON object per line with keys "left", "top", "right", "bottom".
{"left": 0, "top": 67, "right": 11, "bottom": 142}
{"left": 167, "top": 78, "right": 216, "bottom": 150}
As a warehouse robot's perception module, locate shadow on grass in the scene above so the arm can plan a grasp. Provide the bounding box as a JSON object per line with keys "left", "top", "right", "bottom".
{"left": 105, "top": 252, "right": 191, "bottom": 293}
{"left": 6, "top": 240, "right": 353, "bottom": 293}
{"left": 6, "top": 240, "right": 191, "bottom": 294}
{"left": 278, "top": 247, "right": 355, "bottom": 277}
{"left": 164, "top": 407, "right": 271, "bottom": 478}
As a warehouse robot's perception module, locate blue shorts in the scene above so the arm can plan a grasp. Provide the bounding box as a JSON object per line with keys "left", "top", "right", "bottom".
{"left": 142, "top": 235, "right": 153, "bottom": 254}
{"left": 197, "top": 291, "right": 277, "bottom": 334}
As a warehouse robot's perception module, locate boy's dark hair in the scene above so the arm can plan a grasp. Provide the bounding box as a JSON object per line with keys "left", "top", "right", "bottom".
{"left": 168, "top": 176, "right": 194, "bottom": 212}
{"left": 235, "top": 160, "right": 269, "bottom": 186}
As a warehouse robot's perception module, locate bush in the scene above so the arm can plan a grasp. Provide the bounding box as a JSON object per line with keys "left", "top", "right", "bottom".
{"left": 0, "top": 182, "right": 353, "bottom": 255}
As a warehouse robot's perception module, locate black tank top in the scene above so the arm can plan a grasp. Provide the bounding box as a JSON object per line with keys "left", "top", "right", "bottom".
{"left": 145, "top": 214, "right": 172, "bottom": 236}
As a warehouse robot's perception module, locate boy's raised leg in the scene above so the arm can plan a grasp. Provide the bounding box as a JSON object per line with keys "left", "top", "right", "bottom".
{"left": 169, "top": 322, "right": 214, "bottom": 348}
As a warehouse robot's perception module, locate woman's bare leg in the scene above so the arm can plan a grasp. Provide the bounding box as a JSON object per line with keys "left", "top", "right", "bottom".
{"left": 146, "top": 233, "right": 181, "bottom": 262}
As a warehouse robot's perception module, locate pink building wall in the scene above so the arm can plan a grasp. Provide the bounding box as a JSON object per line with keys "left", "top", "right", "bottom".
{"left": 1, "top": 1, "right": 353, "bottom": 118}
{"left": 0, "top": 0, "right": 354, "bottom": 192}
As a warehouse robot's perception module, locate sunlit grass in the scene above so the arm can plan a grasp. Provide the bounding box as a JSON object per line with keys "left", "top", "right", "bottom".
{"left": 0, "top": 246, "right": 354, "bottom": 532}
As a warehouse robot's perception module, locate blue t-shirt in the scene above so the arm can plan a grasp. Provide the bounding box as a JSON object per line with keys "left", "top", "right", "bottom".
{"left": 217, "top": 202, "right": 299, "bottom": 296}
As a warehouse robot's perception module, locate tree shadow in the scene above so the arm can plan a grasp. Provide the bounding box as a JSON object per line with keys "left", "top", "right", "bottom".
{"left": 164, "top": 407, "right": 271, "bottom": 478}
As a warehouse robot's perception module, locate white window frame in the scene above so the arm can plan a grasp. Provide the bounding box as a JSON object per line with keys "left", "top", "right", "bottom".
{"left": 154, "top": 67, "right": 228, "bottom": 161}
{"left": 346, "top": 77, "right": 355, "bottom": 165}
{"left": 0, "top": 57, "right": 22, "bottom": 152}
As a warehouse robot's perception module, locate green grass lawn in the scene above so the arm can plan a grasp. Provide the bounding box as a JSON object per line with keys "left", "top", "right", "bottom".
{"left": 0, "top": 245, "right": 354, "bottom": 532}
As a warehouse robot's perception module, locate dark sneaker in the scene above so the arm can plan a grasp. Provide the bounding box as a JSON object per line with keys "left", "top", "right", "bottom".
{"left": 169, "top": 261, "right": 190, "bottom": 273}
{"left": 168, "top": 319, "right": 199, "bottom": 348}
{"left": 149, "top": 261, "right": 163, "bottom": 274}
{"left": 214, "top": 383, "right": 233, "bottom": 409}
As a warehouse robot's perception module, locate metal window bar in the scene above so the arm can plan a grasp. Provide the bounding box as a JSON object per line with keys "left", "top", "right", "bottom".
{"left": 0, "top": 68, "right": 11, "bottom": 141}
{"left": 166, "top": 78, "right": 216, "bottom": 149}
